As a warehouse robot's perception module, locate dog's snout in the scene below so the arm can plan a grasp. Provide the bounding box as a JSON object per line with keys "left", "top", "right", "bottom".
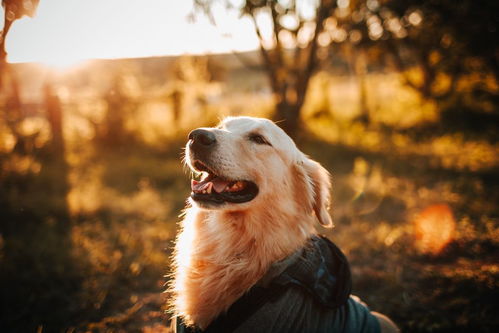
{"left": 188, "top": 129, "right": 217, "bottom": 148}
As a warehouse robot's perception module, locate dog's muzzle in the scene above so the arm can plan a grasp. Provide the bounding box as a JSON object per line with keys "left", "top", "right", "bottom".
{"left": 188, "top": 129, "right": 217, "bottom": 154}
{"left": 186, "top": 128, "right": 259, "bottom": 206}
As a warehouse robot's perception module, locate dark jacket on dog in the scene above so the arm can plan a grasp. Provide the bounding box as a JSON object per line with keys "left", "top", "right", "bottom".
{"left": 175, "top": 236, "right": 381, "bottom": 333}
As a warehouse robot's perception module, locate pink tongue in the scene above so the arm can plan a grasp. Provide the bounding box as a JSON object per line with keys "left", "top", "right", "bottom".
{"left": 212, "top": 177, "right": 230, "bottom": 193}
{"left": 191, "top": 180, "right": 207, "bottom": 192}
{"left": 191, "top": 177, "right": 230, "bottom": 193}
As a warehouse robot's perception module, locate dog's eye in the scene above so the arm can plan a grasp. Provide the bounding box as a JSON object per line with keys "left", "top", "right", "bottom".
{"left": 248, "top": 133, "right": 270, "bottom": 145}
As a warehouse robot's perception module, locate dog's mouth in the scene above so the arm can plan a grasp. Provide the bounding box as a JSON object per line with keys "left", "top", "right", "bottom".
{"left": 190, "top": 160, "right": 259, "bottom": 205}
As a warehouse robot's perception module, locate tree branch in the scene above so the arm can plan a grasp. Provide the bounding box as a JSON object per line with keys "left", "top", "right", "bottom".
{"left": 250, "top": 10, "right": 280, "bottom": 95}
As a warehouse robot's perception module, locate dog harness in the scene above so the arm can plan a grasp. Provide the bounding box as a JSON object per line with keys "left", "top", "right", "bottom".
{"left": 175, "top": 236, "right": 381, "bottom": 333}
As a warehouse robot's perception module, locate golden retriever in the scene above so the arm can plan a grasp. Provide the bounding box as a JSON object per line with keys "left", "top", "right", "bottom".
{"left": 170, "top": 116, "right": 398, "bottom": 332}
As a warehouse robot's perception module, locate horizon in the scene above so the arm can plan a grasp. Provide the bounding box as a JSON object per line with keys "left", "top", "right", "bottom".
{"left": 2, "top": 0, "right": 260, "bottom": 68}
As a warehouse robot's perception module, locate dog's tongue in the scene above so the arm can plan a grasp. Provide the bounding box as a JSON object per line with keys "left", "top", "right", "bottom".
{"left": 191, "top": 176, "right": 231, "bottom": 193}
{"left": 211, "top": 177, "right": 231, "bottom": 193}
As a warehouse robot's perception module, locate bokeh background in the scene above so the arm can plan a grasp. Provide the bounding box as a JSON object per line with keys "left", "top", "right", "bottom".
{"left": 0, "top": 0, "right": 498, "bottom": 332}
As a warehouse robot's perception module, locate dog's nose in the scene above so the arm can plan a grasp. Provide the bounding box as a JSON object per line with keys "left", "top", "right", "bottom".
{"left": 188, "top": 129, "right": 217, "bottom": 147}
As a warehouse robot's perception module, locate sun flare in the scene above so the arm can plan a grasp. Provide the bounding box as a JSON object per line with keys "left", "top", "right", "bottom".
{"left": 4, "top": 0, "right": 259, "bottom": 66}
{"left": 34, "top": 54, "right": 87, "bottom": 70}
{"left": 414, "top": 204, "right": 456, "bottom": 255}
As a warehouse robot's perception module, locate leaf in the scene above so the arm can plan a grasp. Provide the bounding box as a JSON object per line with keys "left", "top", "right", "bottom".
{"left": 2, "top": 0, "right": 40, "bottom": 20}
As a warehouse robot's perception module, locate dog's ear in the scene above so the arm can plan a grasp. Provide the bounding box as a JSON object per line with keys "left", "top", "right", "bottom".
{"left": 300, "top": 158, "right": 333, "bottom": 228}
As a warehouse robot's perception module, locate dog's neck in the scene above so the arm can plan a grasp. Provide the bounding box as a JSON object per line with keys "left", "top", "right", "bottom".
{"left": 172, "top": 203, "right": 315, "bottom": 329}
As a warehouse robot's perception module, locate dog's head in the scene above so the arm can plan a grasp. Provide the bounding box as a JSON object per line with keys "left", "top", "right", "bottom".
{"left": 185, "top": 116, "right": 333, "bottom": 227}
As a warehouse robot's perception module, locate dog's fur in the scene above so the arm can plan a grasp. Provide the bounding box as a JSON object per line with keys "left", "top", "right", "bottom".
{"left": 170, "top": 116, "right": 398, "bottom": 332}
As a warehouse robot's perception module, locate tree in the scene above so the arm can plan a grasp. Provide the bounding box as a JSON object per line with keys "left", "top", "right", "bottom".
{"left": 100, "top": 68, "right": 141, "bottom": 146}
{"left": 1, "top": 0, "right": 40, "bottom": 152}
{"left": 194, "top": 0, "right": 338, "bottom": 136}
{"left": 1, "top": 0, "right": 39, "bottom": 81}
{"left": 331, "top": 0, "right": 499, "bottom": 101}
{"left": 167, "top": 56, "right": 212, "bottom": 127}
{"left": 195, "top": 0, "right": 498, "bottom": 133}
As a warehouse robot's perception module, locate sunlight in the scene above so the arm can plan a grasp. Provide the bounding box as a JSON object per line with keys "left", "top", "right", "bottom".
{"left": 414, "top": 204, "right": 456, "bottom": 255}
{"left": 34, "top": 54, "right": 87, "bottom": 70}
{"left": 4, "top": 0, "right": 259, "bottom": 65}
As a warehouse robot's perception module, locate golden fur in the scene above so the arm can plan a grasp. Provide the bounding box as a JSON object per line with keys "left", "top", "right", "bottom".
{"left": 169, "top": 116, "right": 398, "bottom": 332}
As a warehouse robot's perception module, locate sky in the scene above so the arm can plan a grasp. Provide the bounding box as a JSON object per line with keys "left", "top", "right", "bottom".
{"left": 3, "top": 0, "right": 260, "bottom": 67}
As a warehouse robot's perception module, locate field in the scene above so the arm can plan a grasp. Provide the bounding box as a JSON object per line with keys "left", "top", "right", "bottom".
{"left": 1, "top": 54, "right": 498, "bottom": 332}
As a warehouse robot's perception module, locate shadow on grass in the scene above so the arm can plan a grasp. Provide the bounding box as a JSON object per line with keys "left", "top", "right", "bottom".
{"left": 381, "top": 105, "right": 499, "bottom": 144}
{"left": 0, "top": 147, "right": 82, "bottom": 332}
{"left": 298, "top": 135, "right": 498, "bottom": 332}
{"left": 301, "top": 135, "right": 498, "bottom": 222}
{"left": 1, "top": 124, "right": 497, "bottom": 332}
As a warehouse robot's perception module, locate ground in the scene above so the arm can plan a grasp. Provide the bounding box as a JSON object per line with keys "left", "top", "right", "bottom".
{"left": 1, "top": 68, "right": 497, "bottom": 332}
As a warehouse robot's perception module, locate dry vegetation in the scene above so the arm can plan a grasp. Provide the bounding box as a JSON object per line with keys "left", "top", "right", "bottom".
{"left": 1, "top": 55, "right": 498, "bottom": 332}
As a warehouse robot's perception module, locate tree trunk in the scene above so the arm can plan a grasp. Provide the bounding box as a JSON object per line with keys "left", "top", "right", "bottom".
{"left": 44, "top": 81, "right": 65, "bottom": 155}
{"left": 354, "top": 49, "right": 370, "bottom": 124}
{"left": 273, "top": 100, "right": 301, "bottom": 137}
{"left": 0, "top": 16, "right": 14, "bottom": 91}
{"left": 104, "top": 83, "right": 126, "bottom": 145}
{"left": 420, "top": 56, "right": 435, "bottom": 99}
{"left": 43, "top": 80, "right": 70, "bottom": 233}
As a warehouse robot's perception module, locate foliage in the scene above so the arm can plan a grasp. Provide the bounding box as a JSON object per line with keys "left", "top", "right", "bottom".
{"left": 0, "top": 1, "right": 497, "bottom": 331}
{"left": 1, "top": 0, "right": 39, "bottom": 66}
{"left": 194, "top": 0, "right": 342, "bottom": 135}
{"left": 330, "top": 0, "right": 499, "bottom": 102}
{"left": 1, "top": 55, "right": 498, "bottom": 331}
{"left": 193, "top": 0, "right": 498, "bottom": 135}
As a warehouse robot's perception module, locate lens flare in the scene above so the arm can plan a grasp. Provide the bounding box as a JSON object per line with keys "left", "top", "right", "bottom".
{"left": 414, "top": 204, "right": 455, "bottom": 255}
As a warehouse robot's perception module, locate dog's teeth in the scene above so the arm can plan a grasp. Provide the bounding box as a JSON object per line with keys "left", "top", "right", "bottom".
{"left": 224, "top": 181, "right": 245, "bottom": 192}
{"left": 207, "top": 183, "right": 212, "bottom": 194}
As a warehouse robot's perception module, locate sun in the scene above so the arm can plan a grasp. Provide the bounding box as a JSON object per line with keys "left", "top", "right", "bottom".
{"left": 4, "top": 0, "right": 259, "bottom": 66}
{"left": 33, "top": 54, "right": 87, "bottom": 71}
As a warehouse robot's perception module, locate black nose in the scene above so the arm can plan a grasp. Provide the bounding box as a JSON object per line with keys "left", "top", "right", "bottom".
{"left": 188, "top": 129, "right": 217, "bottom": 147}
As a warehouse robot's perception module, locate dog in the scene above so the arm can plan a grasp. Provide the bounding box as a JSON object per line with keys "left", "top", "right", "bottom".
{"left": 170, "top": 116, "right": 399, "bottom": 332}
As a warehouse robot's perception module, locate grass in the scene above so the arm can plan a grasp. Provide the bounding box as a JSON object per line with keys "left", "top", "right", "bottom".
{"left": 0, "top": 68, "right": 498, "bottom": 332}
{"left": 300, "top": 114, "right": 498, "bottom": 332}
